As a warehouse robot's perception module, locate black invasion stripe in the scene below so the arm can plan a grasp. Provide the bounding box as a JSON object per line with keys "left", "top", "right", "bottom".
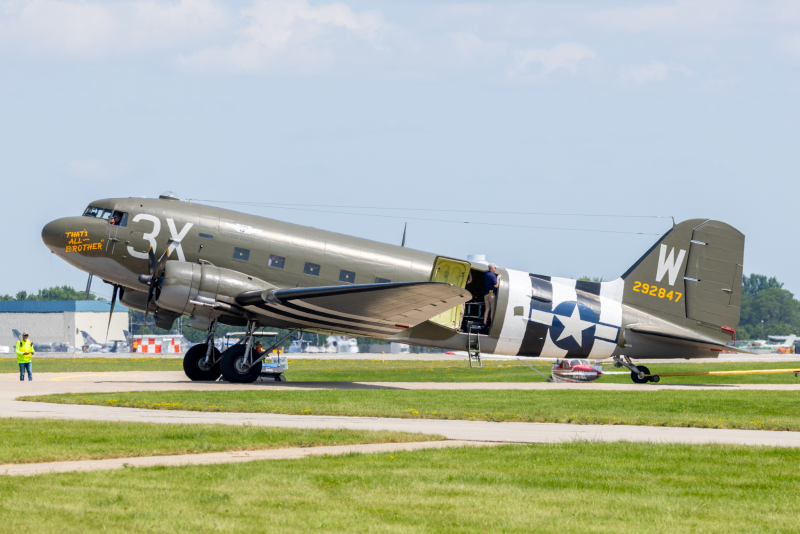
{"left": 566, "top": 284, "right": 601, "bottom": 359}
{"left": 516, "top": 276, "right": 553, "bottom": 357}
{"left": 575, "top": 280, "right": 601, "bottom": 297}
{"left": 279, "top": 300, "right": 395, "bottom": 329}
{"left": 530, "top": 274, "right": 551, "bottom": 281}
{"left": 249, "top": 303, "right": 397, "bottom": 336}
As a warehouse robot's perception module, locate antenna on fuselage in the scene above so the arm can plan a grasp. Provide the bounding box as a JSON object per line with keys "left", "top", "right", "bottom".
{"left": 401, "top": 223, "right": 407, "bottom": 247}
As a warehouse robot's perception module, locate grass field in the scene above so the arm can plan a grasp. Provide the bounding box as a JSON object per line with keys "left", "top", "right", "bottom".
{"left": 25, "top": 388, "right": 800, "bottom": 431}
{"left": 4, "top": 357, "right": 800, "bottom": 384}
{"left": 0, "top": 418, "right": 440, "bottom": 465}
{"left": 0, "top": 357, "right": 181, "bottom": 373}
{"left": 0, "top": 441, "right": 798, "bottom": 533}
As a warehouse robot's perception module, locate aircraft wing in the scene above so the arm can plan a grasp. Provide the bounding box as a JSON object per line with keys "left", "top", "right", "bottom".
{"left": 628, "top": 326, "right": 759, "bottom": 355}
{"left": 236, "top": 282, "right": 471, "bottom": 338}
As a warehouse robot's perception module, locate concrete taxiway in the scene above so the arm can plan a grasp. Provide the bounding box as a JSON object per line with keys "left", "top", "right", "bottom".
{"left": 1, "top": 372, "right": 799, "bottom": 448}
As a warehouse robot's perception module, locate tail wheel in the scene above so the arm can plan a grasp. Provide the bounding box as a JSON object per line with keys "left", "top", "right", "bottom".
{"left": 630, "top": 365, "right": 650, "bottom": 384}
{"left": 183, "top": 344, "right": 222, "bottom": 381}
{"left": 220, "top": 344, "right": 263, "bottom": 383}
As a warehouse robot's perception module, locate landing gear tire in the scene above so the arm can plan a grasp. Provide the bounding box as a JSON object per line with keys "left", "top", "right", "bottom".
{"left": 630, "top": 365, "right": 651, "bottom": 384}
{"left": 183, "top": 344, "right": 222, "bottom": 381}
{"left": 220, "top": 345, "right": 263, "bottom": 383}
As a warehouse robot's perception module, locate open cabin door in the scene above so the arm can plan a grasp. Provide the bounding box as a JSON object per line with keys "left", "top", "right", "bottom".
{"left": 428, "top": 257, "right": 471, "bottom": 330}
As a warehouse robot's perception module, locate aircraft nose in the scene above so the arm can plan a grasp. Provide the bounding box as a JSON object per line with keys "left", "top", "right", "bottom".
{"left": 41, "top": 218, "right": 67, "bottom": 251}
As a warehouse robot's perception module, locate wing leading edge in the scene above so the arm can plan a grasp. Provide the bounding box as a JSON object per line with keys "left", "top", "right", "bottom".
{"left": 235, "top": 282, "right": 471, "bottom": 338}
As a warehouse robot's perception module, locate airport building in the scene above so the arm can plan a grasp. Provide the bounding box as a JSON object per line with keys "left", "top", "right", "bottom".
{"left": 0, "top": 300, "right": 128, "bottom": 351}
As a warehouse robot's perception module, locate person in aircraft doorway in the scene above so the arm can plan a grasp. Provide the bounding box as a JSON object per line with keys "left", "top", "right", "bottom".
{"left": 483, "top": 264, "right": 501, "bottom": 326}
{"left": 109, "top": 213, "right": 121, "bottom": 225}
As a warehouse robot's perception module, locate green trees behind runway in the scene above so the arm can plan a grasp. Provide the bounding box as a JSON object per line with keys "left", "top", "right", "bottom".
{"left": 0, "top": 285, "right": 97, "bottom": 301}
{"left": 738, "top": 274, "right": 800, "bottom": 339}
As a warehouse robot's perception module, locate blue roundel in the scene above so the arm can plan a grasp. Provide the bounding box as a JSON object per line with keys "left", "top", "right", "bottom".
{"left": 548, "top": 301, "right": 599, "bottom": 351}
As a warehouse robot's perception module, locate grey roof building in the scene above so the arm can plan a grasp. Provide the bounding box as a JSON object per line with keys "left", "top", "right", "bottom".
{"left": 0, "top": 301, "right": 129, "bottom": 351}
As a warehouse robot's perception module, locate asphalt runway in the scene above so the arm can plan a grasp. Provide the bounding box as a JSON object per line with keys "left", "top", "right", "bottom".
{"left": 2, "top": 372, "right": 800, "bottom": 448}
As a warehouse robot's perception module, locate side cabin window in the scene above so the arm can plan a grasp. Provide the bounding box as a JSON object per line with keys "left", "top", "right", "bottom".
{"left": 109, "top": 211, "right": 128, "bottom": 227}
{"left": 339, "top": 270, "right": 355, "bottom": 284}
{"left": 233, "top": 247, "right": 250, "bottom": 261}
{"left": 374, "top": 277, "right": 391, "bottom": 284}
{"left": 304, "top": 262, "right": 321, "bottom": 276}
{"left": 268, "top": 255, "right": 285, "bottom": 269}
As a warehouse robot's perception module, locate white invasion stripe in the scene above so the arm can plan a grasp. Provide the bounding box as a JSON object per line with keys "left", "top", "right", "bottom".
{"left": 594, "top": 324, "right": 618, "bottom": 342}
{"left": 599, "top": 277, "right": 624, "bottom": 328}
{"left": 589, "top": 339, "right": 617, "bottom": 360}
{"left": 551, "top": 277, "right": 577, "bottom": 307}
{"left": 529, "top": 308, "right": 555, "bottom": 326}
{"left": 590, "top": 277, "right": 624, "bottom": 359}
{"left": 539, "top": 277, "right": 575, "bottom": 358}
{"left": 495, "top": 269, "right": 533, "bottom": 355}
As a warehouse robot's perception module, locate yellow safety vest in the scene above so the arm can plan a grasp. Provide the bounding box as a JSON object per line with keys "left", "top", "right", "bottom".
{"left": 15, "top": 340, "right": 34, "bottom": 364}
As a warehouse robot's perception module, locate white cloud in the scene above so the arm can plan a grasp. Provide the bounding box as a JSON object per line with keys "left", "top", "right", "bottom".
{"left": 620, "top": 60, "right": 691, "bottom": 86}
{"left": 178, "top": 0, "right": 385, "bottom": 74}
{"left": 1, "top": 0, "right": 799, "bottom": 85}
{"left": 67, "top": 159, "right": 131, "bottom": 180}
{"left": 0, "top": 0, "right": 228, "bottom": 58}
{"left": 509, "top": 42, "right": 596, "bottom": 80}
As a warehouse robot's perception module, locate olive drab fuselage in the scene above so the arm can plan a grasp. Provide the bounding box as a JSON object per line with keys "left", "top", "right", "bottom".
{"left": 41, "top": 197, "right": 745, "bottom": 359}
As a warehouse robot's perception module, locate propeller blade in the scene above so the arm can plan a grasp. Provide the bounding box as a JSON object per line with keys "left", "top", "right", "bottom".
{"left": 155, "top": 249, "right": 169, "bottom": 278}
{"left": 401, "top": 223, "right": 407, "bottom": 247}
{"left": 148, "top": 246, "right": 156, "bottom": 276}
{"left": 106, "top": 284, "right": 118, "bottom": 342}
{"left": 143, "top": 284, "right": 155, "bottom": 329}
{"left": 84, "top": 273, "right": 93, "bottom": 299}
{"left": 143, "top": 249, "right": 169, "bottom": 329}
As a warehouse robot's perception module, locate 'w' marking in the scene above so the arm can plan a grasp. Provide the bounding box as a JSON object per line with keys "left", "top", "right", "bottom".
{"left": 655, "top": 244, "right": 686, "bottom": 286}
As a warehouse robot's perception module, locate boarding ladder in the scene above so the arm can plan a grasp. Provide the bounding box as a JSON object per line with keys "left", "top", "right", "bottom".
{"left": 467, "top": 321, "right": 482, "bottom": 368}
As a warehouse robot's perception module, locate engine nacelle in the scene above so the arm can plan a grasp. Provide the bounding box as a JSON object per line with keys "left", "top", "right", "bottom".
{"left": 156, "top": 261, "right": 275, "bottom": 321}
{"left": 119, "top": 287, "right": 154, "bottom": 313}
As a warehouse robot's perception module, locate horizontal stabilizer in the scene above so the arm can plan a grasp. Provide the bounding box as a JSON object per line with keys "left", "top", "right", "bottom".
{"left": 236, "top": 282, "right": 471, "bottom": 338}
{"left": 628, "top": 326, "right": 757, "bottom": 355}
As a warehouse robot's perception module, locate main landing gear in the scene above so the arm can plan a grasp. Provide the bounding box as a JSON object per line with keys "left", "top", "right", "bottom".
{"left": 183, "top": 319, "right": 222, "bottom": 381}
{"left": 613, "top": 356, "right": 660, "bottom": 384}
{"left": 218, "top": 321, "right": 297, "bottom": 384}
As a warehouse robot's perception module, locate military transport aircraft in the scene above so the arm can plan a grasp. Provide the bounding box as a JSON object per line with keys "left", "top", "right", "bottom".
{"left": 40, "top": 193, "right": 751, "bottom": 383}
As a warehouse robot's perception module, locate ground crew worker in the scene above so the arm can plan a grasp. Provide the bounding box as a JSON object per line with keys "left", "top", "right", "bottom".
{"left": 15, "top": 331, "right": 34, "bottom": 381}
{"left": 483, "top": 264, "right": 501, "bottom": 326}
{"left": 254, "top": 341, "right": 263, "bottom": 354}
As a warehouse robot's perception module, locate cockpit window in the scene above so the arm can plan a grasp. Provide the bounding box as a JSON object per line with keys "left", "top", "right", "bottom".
{"left": 83, "top": 206, "right": 127, "bottom": 226}
{"left": 83, "top": 206, "right": 112, "bottom": 219}
{"left": 83, "top": 206, "right": 103, "bottom": 218}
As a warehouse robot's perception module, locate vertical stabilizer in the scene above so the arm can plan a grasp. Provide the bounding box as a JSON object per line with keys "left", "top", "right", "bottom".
{"left": 621, "top": 219, "right": 744, "bottom": 328}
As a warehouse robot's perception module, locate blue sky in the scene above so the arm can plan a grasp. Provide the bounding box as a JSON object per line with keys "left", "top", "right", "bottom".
{"left": 1, "top": 0, "right": 799, "bottom": 299}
